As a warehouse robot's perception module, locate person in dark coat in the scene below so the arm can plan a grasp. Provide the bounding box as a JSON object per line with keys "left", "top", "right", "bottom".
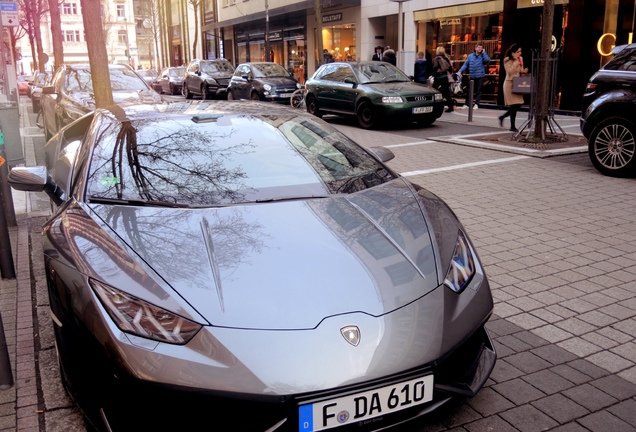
{"left": 432, "top": 46, "right": 454, "bottom": 112}
{"left": 382, "top": 46, "right": 396, "bottom": 66}
{"left": 372, "top": 46, "right": 384, "bottom": 61}
{"left": 323, "top": 49, "right": 334, "bottom": 64}
{"left": 414, "top": 51, "right": 429, "bottom": 84}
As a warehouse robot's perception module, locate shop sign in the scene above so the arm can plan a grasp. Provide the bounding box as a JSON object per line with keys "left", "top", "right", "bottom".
{"left": 323, "top": 13, "right": 342, "bottom": 23}
{"left": 269, "top": 31, "right": 282, "bottom": 41}
{"left": 440, "top": 18, "right": 461, "bottom": 27}
{"left": 517, "top": 0, "right": 568, "bottom": 9}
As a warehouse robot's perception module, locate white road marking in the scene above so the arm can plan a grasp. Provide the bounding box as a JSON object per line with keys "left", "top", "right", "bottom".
{"left": 401, "top": 156, "right": 530, "bottom": 176}
{"left": 386, "top": 140, "right": 437, "bottom": 148}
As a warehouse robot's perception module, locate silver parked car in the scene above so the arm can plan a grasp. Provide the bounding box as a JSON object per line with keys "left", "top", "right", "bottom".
{"left": 40, "top": 63, "right": 162, "bottom": 140}
{"left": 8, "top": 100, "right": 495, "bottom": 432}
{"left": 153, "top": 66, "right": 186, "bottom": 95}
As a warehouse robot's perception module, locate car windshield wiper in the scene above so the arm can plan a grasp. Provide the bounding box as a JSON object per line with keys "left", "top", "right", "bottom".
{"left": 87, "top": 196, "right": 190, "bottom": 208}
{"left": 255, "top": 195, "right": 330, "bottom": 203}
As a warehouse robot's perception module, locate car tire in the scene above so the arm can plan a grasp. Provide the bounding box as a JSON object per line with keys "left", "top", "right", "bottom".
{"left": 250, "top": 91, "right": 260, "bottom": 101}
{"left": 356, "top": 101, "right": 377, "bottom": 129}
{"left": 227, "top": 90, "right": 235, "bottom": 100}
{"left": 169, "top": 84, "right": 175, "bottom": 95}
{"left": 306, "top": 95, "right": 322, "bottom": 118}
{"left": 184, "top": 85, "right": 193, "bottom": 99}
{"left": 588, "top": 116, "right": 636, "bottom": 177}
{"left": 202, "top": 86, "right": 210, "bottom": 100}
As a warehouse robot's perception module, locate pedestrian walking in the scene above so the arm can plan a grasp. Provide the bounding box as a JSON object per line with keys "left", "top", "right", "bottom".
{"left": 432, "top": 46, "right": 454, "bottom": 112}
{"left": 372, "top": 46, "right": 384, "bottom": 61}
{"left": 414, "top": 51, "right": 429, "bottom": 84}
{"left": 383, "top": 46, "right": 397, "bottom": 66}
{"left": 458, "top": 42, "right": 491, "bottom": 109}
{"left": 323, "top": 49, "right": 334, "bottom": 64}
{"left": 498, "top": 43, "right": 528, "bottom": 132}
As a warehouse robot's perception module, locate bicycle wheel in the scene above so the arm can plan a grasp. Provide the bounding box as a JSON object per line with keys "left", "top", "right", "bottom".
{"left": 290, "top": 89, "right": 305, "bottom": 108}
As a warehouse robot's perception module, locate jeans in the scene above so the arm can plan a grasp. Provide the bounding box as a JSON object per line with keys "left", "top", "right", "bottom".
{"left": 471, "top": 76, "right": 485, "bottom": 105}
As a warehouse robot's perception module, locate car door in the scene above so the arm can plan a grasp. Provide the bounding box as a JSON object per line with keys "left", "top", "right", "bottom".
{"left": 315, "top": 64, "right": 358, "bottom": 113}
{"left": 312, "top": 64, "right": 340, "bottom": 111}
{"left": 329, "top": 65, "right": 359, "bottom": 114}
{"left": 41, "top": 69, "right": 64, "bottom": 139}
{"left": 185, "top": 62, "right": 200, "bottom": 95}
{"left": 231, "top": 65, "right": 251, "bottom": 99}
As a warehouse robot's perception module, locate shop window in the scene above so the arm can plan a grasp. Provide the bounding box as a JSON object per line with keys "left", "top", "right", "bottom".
{"left": 420, "top": 13, "right": 503, "bottom": 102}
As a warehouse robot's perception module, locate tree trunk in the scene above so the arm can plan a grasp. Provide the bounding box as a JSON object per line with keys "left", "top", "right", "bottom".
{"left": 191, "top": 0, "right": 199, "bottom": 60}
{"left": 314, "top": 0, "right": 323, "bottom": 68}
{"left": 80, "top": 0, "right": 113, "bottom": 107}
{"left": 48, "top": 0, "right": 64, "bottom": 71}
{"left": 532, "top": 0, "right": 554, "bottom": 141}
{"left": 33, "top": 18, "right": 46, "bottom": 72}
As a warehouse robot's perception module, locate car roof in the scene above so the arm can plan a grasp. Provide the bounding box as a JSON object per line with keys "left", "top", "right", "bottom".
{"left": 98, "top": 100, "right": 310, "bottom": 124}
{"left": 611, "top": 43, "right": 636, "bottom": 55}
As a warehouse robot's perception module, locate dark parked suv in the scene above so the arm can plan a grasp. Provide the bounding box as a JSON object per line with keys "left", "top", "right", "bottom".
{"left": 581, "top": 43, "right": 636, "bottom": 177}
{"left": 183, "top": 59, "right": 234, "bottom": 100}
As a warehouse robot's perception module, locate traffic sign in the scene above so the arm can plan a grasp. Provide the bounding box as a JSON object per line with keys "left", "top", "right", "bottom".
{"left": 0, "top": 2, "right": 18, "bottom": 27}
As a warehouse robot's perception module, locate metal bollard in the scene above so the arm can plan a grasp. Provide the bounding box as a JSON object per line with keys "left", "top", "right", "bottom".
{"left": 467, "top": 80, "right": 474, "bottom": 122}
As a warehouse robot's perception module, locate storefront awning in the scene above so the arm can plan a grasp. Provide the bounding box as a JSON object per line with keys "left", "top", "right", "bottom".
{"left": 414, "top": 1, "right": 503, "bottom": 21}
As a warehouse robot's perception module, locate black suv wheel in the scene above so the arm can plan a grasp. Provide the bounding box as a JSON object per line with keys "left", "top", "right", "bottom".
{"left": 588, "top": 116, "right": 636, "bottom": 177}
{"left": 581, "top": 43, "right": 636, "bottom": 177}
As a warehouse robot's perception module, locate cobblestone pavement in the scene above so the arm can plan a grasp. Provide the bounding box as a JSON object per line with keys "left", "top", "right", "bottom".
{"left": 1, "top": 97, "right": 634, "bottom": 431}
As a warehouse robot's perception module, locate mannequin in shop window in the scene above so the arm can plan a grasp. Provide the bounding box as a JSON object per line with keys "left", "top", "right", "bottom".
{"left": 270, "top": 49, "right": 275, "bottom": 62}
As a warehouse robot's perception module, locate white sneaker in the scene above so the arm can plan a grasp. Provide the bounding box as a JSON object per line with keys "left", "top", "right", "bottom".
{"left": 460, "top": 105, "right": 468, "bottom": 110}
{"left": 473, "top": 104, "right": 479, "bottom": 110}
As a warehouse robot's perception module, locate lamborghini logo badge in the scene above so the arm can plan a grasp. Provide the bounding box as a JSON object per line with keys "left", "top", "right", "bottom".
{"left": 341, "top": 326, "right": 360, "bottom": 347}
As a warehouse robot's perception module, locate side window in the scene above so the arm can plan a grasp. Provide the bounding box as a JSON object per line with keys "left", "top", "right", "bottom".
{"left": 321, "top": 65, "right": 355, "bottom": 83}
{"left": 317, "top": 64, "right": 339, "bottom": 81}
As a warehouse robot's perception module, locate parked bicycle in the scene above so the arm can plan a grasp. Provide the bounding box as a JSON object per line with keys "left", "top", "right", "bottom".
{"left": 290, "top": 86, "right": 306, "bottom": 109}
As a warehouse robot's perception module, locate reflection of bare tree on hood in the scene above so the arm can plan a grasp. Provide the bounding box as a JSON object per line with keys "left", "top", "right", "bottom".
{"left": 95, "top": 206, "right": 270, "bottom": 288}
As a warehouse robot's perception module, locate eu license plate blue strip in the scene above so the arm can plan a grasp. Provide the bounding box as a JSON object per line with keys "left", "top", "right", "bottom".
{"left": 299, "top": 404, "right": 314, "bottom": 431}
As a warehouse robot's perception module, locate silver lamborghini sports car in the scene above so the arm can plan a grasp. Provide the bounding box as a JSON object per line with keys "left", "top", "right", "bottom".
{"left": 9, "top": 100, "right": 496, "bottom": 431}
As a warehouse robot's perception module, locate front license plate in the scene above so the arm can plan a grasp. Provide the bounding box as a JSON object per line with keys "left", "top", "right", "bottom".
{"left": 280, "top": 93, "right": 294, "bottom": 98}
{"left": 298, "top": 375, "right": 434, "bottom": 431}
{"left": 412, "top": 106, "right": 433, "bottom": 114}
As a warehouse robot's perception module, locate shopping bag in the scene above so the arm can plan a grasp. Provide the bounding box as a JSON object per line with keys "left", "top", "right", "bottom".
{"left": 512, "top": 75, "right": 532, "bottom": 94}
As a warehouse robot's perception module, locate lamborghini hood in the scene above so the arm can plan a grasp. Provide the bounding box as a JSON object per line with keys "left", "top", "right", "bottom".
{"left": 87, "top": 180, "right": 440, "bottom": 330}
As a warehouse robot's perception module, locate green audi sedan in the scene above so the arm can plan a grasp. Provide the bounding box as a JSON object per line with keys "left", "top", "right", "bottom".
{"left": 305, "top": 61, "right": 445, "bottom": 129}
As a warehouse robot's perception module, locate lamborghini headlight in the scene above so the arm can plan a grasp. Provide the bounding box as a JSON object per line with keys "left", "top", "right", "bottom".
{"left": 443, "top": 231, "right": 476, "bottom": 293}
{"left": 91, "top": 279, "right": 202, "bottom": 344}
{"left": 382, "top": 96, "right": 403, "bottom": 103}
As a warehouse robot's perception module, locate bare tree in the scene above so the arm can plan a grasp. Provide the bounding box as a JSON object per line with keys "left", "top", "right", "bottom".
{"left": 138, "top": 0, "right": 162, "bottom": 70}
{"left": 188, "top": 0, "right": 201, "bottom": 60}
{"left": 79, "top": 0, "right": 113, "bottom": 107}
{"left": 531, "top": 0, "right": 555, "bottom": 140}
{"left": 48, "top": 0, "right": 64, "bottom": 71}
{"left": 17, "top": 0, "right": 48, "bottom": 72}
{"left": 99, "top": 1, "right": 117, "bottom": 63}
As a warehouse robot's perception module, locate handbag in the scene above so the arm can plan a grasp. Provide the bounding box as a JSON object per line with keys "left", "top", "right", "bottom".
{"left": 512, "top": 74, "right": 532, "bottom": 94}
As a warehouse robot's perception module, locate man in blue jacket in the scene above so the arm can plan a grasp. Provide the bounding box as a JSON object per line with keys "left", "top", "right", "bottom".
{"left": 458, "top": 42, "right": 490, "bottom": 109}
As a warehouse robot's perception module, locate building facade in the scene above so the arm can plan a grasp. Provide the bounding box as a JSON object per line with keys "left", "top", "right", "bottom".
{"left": 14, "top": 0, "right": 636, "bottom": 111}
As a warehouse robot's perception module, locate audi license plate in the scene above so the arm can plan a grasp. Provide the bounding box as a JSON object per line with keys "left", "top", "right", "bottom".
{"left": 298, "top": 375, "right": 433, "bottom": 431}
{"left": 412, "top": 106, "right": 433, "bottom": 114}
